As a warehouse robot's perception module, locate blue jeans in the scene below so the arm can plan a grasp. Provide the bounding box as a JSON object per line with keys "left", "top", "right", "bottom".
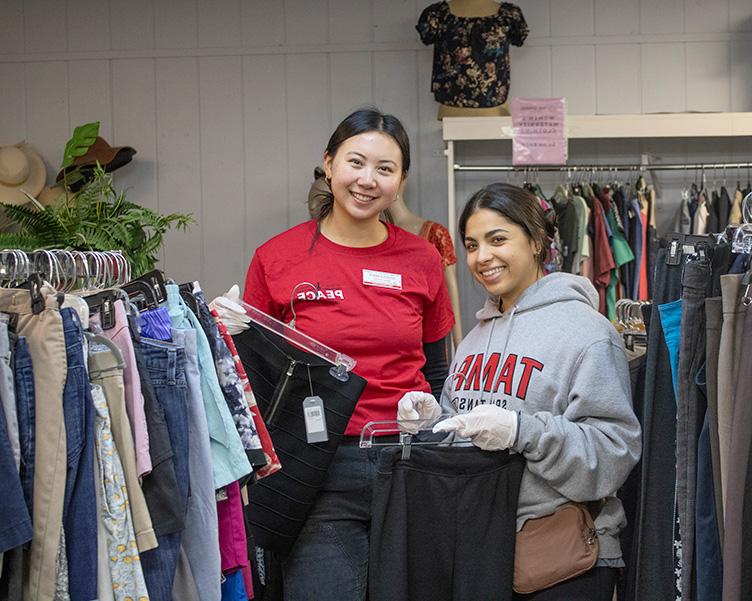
{"left": 13, "top": 335, "right": 35, "bottom": 520}
{"left": 139, "top": 337, "right": 190, "bottom": 601}
{"left": 283, "top": 441, "right": 383, "bottom": 601}
{"left": 60, "top": 308, "right": 97, "bottom": 601}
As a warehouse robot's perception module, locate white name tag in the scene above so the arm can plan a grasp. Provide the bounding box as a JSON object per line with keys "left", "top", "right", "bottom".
{"left": 362, "top": 269, "right": 402, "bottom": 290}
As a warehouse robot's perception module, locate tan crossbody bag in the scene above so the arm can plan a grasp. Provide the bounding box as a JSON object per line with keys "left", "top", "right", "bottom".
{"left": 513, "top": 501, "right": 603, "bottom": 594}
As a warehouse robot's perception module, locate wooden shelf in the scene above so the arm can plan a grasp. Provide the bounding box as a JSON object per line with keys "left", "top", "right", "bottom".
{"left": 442, "top": 112, "right": 752, "bottom": 141}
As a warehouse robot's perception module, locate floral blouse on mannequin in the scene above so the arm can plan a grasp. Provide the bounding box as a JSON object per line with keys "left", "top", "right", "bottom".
{"left": 416, "top": 1, "right": 528, "bottom": 108}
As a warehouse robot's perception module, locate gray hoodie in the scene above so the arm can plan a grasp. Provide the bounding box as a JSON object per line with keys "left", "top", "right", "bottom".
{"left": 441, "top": 272, "right": 642, "bottom": 560}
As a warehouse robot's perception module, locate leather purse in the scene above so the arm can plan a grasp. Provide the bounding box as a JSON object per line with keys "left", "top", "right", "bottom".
{"left": 513, "top": 501, "right": 601, "bottom": 594}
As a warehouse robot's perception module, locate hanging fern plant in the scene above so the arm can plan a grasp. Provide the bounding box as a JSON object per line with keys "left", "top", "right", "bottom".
{"left": 0, "top": 122, "right": 193, "bottom": 277}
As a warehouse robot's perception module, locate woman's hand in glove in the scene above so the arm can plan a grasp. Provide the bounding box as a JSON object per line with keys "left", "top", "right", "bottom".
{"left": 397, "top": 391, "right": 442, "bottom": 433}
{"left": 432, "top": 404, "right": 519, "bottom": 451}
{"left": 209, "top": 285, "right": 251, "bottom": 335}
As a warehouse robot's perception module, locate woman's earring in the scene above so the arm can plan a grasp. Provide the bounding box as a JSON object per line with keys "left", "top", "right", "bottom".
{"left": 325, "top": 176, "right": 331, "bottom": 185}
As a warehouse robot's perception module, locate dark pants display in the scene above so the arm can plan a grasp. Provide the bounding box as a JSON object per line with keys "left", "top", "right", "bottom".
{"left": 369, "top": 445, "right": 525, "bottom": 601}
{"left": 139, "top": 338, "right": 190, "bottom": 601}
{"left": 722, "top": 303, "right": 752, "bottom": 601}
{"left": 60, "top": 307, "right": 98, "bottom": 601}
{"left": 233, "top": 323, "right": 367, "bottom": 556}
{"left": 628, "top": 246, "right": 684, "bottom": 601}
{"left": 514, "top": 567, "right": 618, "bottom": 601}
{"left": 676, "top": 259, "right": 711, "bottom": 600}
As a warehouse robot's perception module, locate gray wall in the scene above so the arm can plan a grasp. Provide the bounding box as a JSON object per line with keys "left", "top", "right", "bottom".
{"left": 1, "top": 0, "right": 751, "bottom": 329}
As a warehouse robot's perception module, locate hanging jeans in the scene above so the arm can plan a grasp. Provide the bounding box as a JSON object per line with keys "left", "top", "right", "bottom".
{"left": 12, "top": 334, "right": 35, "bottom": 517}
{"left": 628, "top": 247, "right": 683, "bottom": 601}
{"left": 676, "top": 259, "right": 711, "bottom": 601}
{"left": 138, "top": 337, "right": 190, "bottom": 601}
{"left": 704, "top": 297, "right": 724, "bottom": 539}
{"left": 60, "top": 308, "right": 97, "bottom": 601}
{"left": 369, "top": 446, "right": 525, "bottom": 601}
{"left": 0, "top": 287, "right": 67, "bottom": 601}
{"left": 170, "top": 327, "right": 222, "bottom": 601}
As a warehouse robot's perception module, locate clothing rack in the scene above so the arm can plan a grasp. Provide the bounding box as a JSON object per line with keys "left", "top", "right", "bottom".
{"left": 452, "top": 161, "right": 752, "bottom": 173}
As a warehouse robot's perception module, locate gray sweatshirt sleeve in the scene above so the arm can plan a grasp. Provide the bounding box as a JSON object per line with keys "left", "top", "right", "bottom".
{"left": 512, "top": 338, "right": 642, "bottom": 502}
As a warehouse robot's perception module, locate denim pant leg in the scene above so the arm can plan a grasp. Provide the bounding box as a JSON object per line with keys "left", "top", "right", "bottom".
{"left": 59, "top": 308, "right": 98, "bottom": 601}
{"left": 282, "top": 442, "right": 380, "bottom": 601}
{"left": 12, "top": 335, "right": 35, "bottom": 518}
{"left": 139, "top": 338, "right": 190, "bottom": 601}
{"left": 676, "top": 259, "right": 711, "bottom": 600}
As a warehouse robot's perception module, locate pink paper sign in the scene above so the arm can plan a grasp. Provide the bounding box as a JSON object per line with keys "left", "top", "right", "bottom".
{"left": 510, "top": 97, "right": 568, "bottom": 166}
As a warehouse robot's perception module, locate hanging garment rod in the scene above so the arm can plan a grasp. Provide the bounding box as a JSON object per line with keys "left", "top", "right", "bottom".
{"left": 453, "top": 161, "right": 752, "bottom": 172}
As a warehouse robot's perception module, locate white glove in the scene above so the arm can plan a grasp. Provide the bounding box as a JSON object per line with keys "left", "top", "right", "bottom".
{"left": 397, "top": 391, "right": 442, "bottom": 433}
{"left": 432, "top": 404, "right": 518, "bottom": 451}
{"left": 210, "top": 285, "right": 251, "bottom": 335}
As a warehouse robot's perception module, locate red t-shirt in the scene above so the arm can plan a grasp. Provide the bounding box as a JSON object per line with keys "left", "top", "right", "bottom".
{"left": 244, "top": 220, "right": 455, "bottom": 436}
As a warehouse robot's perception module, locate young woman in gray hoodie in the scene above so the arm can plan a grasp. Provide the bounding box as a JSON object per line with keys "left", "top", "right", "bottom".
{"left": 398, "top": 183, "right": 642, "bottom": 600}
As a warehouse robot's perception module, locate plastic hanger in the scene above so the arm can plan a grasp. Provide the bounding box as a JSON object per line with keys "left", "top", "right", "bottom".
{"left": 239, "top": 299, "right": 356, "bottom": 379}
{"left": 359, "top": 417, "right": 460, "bottom": 460}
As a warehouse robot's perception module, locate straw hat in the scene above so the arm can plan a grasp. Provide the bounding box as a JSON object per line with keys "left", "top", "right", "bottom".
{"left": 0, "top": 142, "right": 47, "bottom": 206}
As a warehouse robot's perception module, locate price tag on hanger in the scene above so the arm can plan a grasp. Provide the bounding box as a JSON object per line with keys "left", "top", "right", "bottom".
{"left": 303, "top": 396, "right": 328, "bottom": 443}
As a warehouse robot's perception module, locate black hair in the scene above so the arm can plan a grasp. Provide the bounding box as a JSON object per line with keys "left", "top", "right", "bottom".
{"left": 313, "top": 107, "right": 410, "bottom": 222}
{"left": 458, "top": 183, "right": 557, "bottom": 270}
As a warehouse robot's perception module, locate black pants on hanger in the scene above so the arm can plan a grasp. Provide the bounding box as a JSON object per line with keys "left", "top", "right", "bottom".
{"left": 369, "top": 445, "right": 524, "bottom": 601}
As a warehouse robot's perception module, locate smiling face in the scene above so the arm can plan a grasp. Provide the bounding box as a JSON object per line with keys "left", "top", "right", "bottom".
{"left": 463, "top": 208, "right": 543, "bottom": 309}
{"left": 323, "top": 131, "right": 405, "bottom": 225}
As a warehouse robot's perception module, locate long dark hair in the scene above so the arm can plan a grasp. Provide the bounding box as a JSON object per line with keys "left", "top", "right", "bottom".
{"left": 313, "top": 107, "right": 410, "bottom": 222}
{"left": 458, "top": 183, "right": 556, "bottom": 270}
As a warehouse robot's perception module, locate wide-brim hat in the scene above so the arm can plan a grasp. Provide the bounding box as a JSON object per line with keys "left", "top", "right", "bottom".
{"left": 56, "top": 136, "right": 136, "bottom": 191}
{"left": 0, "top": 142, "right": 47, "bottom": 206}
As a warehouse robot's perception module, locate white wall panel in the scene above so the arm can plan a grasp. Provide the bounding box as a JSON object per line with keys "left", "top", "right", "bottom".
{"left": 24, "top": 0, "right": 66, "bottom": 53}
{"left": 550, "top": 0, "right": 594, "bottom": 37}
{"left": 242, "top": 54, "right": 288, "bottom": 258}
{"left": 686, "top": 42, "right": 731, "bottom": 112}
{"left": 685, "top": 0, "right": 729, "bottom": 34}
{"left": 111, "top": 0, "right": 154, "bottom": 51}
{"left": 67, "top": 60, "right": 112, "bottom": 140}
{"left": 155, "top": 58, "right": 202, "bottom": 282}
{"left": 509, "top": 46, "right": 552, "bottom": 99}
{"left": 375, "top": 0, "right": 417, "bottom": 43}
{"left": 25, "top": 62, "right": 69, "bottom": 179}
{"left": 641, "top": 43, "right": 686, "bottom": 113}
{"left": 155, "top": 0, "right": 198, "bottom": 49}
{"left": 285, "top": 0, "right": 328, "bottom": 45}
{"left": 0, "top": 64, "right": 27, "bottom": 143}
{"left": 639, "top": 0, "right": 684, "bottom": 35}
{"left": 0, "top": 0, "right": 24, "bottom": 54}
{"left": 67, "top": 0, "right": 110, "bottom": 52}
{"left": 286, "top": 54, "right": 330, "bottom": 227}
{"left": 516, "top": 0, "right": 550, "bottom": 37}
{"left": 330, "top": 52, "right": 373, "bottom": 123}
{"left": 731, "top": 37, "right": 752, "bottom": 111}
{"left": 596, "top": 45, "right": 641, "bottom": 114}
{"left": 112, "top": 59, "right": 158, "bottom": 212}
{"left": 199, "top": 56, "right": 245, "bottom": 298}
{"left": 329, "top": 0, "right": 373, "bottom": 44}
{"left": 242, "top": 1, "right": 285, "bottom": 46}
{"left": 730, "top": 0, "right": 752, "bottom": 31}
{"left": 552, "top": 45, "right": 595, "bottom": 114}
{"left": 198, "top": 0, "right": 242, "bottom": 48}
{"left": 373, "top": 50, "right": 419, "bottom": 200}
{"left": 416, "top": 49, "right": 446, "bottom": 223}
{"left": 594, "top": 0, "right": 639, "bottom": 36}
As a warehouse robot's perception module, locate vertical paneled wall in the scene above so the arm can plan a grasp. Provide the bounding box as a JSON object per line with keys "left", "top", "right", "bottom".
{"left": 1, "top": 0, "right": 752, "bottom": 329}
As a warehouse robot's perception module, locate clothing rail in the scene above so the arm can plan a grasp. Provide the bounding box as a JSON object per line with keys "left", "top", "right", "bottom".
{"left": 453, "top": 161, "right": 752, "bottom": 172}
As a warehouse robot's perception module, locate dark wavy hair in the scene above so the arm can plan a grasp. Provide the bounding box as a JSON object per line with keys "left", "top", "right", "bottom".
{"left": 312, "top": 107, "right": 410, "bottom": 221}
{"left": 458, "top": 183, "right": 556, "bottom": 270}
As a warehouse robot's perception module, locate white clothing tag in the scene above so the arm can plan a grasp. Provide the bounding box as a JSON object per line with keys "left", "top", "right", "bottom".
{"left": 362, "top": 269, "right": 402, "bottom": 290}
{"left": 303, "top": 396, "right": 329, "bottom": 443}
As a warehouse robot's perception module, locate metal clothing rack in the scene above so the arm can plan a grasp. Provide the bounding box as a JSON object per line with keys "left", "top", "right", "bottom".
{"left": 452, "top": 161, "right": 752, "bottom": 173}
